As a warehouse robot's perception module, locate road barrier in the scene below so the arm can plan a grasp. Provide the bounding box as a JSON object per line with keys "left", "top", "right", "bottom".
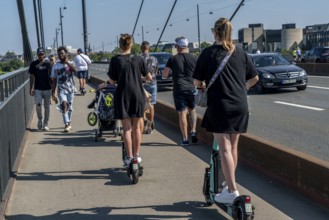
{"left": 155, "top": 100, "right": 329, "bottom": 208}
{"left": 297, "top": 63, "right": 329, "bottom": 77}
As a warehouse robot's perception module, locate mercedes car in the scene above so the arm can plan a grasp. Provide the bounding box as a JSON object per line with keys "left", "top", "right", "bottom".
{"left": 249, "top": 53, "right": 308, "bottom": 93}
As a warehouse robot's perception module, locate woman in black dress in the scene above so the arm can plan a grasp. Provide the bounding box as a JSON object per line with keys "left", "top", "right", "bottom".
{"left": 193, "top": 18, "right": 259, "bottom": 204}
{"left": 108, "top": 34, "right": 152, "bottom": 166}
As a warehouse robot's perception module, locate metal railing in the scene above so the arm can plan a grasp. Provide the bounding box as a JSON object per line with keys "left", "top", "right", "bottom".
{"left": 0, "top": 68, "right": 34, "bottom": 203}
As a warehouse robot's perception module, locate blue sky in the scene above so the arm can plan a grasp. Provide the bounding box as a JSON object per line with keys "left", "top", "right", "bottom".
{"left": 1, "top": 0, "right": 328, "bottom": 55}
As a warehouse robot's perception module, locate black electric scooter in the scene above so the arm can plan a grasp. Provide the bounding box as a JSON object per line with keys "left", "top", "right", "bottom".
{"left": 202, "top": 139, "right": 255, "bottom": 219}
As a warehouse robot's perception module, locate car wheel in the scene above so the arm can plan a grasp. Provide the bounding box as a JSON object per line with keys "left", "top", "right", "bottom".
{"left": 297, "top": 85, "right": 307, "bottom": 91}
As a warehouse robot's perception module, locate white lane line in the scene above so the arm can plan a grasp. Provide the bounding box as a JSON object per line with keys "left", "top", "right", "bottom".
{"left": 308, "top": 76, "right": 329, "bottom": 79}
{"left": 274, "top": 101, "right": 325, "bottom": 111}
{"left": 308, "top": 86, "right": 329, "bottom": 90}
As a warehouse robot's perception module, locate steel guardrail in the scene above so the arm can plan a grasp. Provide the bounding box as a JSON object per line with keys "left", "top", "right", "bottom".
{"left": 0, "top": 68, "right": 34, "bottom": 210}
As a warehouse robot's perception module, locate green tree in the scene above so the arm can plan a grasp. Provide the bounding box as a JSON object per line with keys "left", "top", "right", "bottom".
{"left": 2, "top": 62, "right": 13, "bottom": 72}
{"left": 89, "top": 53, "right": 99, "bottom": 62}
{"left": 9, "top": 59, "right": 23, "bottom": 70}
{"left": 5, "top": 51, "right": 16, "bottom": 57}
{"left": 131, "top": 43, "right": 141, "bottom": 54}
{"left": 201, "top": 41, "right": 212, "bottom": 49}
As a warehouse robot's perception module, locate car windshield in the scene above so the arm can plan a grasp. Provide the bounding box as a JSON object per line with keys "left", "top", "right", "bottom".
{"left": 151, "top": 53, "right": 172, "bottom": 65}
{"left": 253, "top": 54, "right": 290, "bottom": 67}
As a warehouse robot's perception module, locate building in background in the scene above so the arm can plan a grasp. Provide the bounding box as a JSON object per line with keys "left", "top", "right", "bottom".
{"left": 238, "top": 23, "right": 264, "bottom": 53}
{"left": 304, "top": 24, "right": 329, "bottom": 50}
{"left": 238, "top": 23, "right": 329, "bottom": 53}
{"left": 281, "top": 23, "right": 303, "bottom": 51}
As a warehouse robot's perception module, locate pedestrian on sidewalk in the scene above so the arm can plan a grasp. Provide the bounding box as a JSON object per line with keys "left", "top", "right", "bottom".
{"left": 28, "top": 47, "right": 53, "bottom": 131}
{"left": 193, "top": 17, "right": 259, "bottom": 204}
{"left": 51, "top": 46, "right": 77, "bottom": 132}
{"left": 140, "top": 41, "right": 158, "bottom": 134}
{"left": 74, "top": 48, "right": 91, "bottom": 95}
{"left": 107, "top": 34, "right": 152, "bottom": 166}
{"left": 162, "top": 36, "right": 198, "bottom": 146}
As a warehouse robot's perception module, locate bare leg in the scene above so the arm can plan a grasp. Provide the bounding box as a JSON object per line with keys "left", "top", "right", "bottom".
{"left": 188, "top": 108, "right": 197, "bottom": 133}
{"left": 178, "top": 110, "right": 188, "bottom": 140}
{"left": 147, "top": 104, "right": 154, "bottom": 129}
{"left": 213, "top": 133, "right": 239, "bottom": 192}
{"left": 122, "top": 118, "right": 133, "bottom": 158}
{"left": 82, "top": 78, "right": 86, "bottom": 90}
{"left": 132, "top": 117, "right": 143, "bottom": 156}
{"left": 79, "top": 78, "right": 83, "bottom": 90}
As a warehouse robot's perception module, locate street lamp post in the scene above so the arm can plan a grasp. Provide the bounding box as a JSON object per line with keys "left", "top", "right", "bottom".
{"left": 82, "top": 0, "right": 88, "bottom": 54}
{"left": 59, "top": 7, "right": 66, "bottom": 46}
{"left": 197, "top": 4, "right": 201, "bottom": 53}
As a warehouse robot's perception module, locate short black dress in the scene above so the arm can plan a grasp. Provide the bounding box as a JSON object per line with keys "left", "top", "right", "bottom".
{"left": 108, "top": 54, "right": 147, "bottom": 119}
{"left": 193, "top": 45, "right": 258, "bottom": 133}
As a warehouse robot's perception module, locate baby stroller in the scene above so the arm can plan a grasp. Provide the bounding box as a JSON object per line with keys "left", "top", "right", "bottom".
{"left": 87, "top": 84, "right": 122, "bottom": 142}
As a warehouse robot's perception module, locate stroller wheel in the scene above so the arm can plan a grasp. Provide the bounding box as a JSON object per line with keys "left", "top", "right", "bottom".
{"left": 87, "top": 112, "right": 98, "bottom": 126}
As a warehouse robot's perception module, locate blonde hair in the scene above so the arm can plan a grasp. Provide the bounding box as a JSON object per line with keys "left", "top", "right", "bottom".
{"left": 119, "top": 34, "right": 133, "bottom": 51}
{"left": 213, "top": 18, "right": 234, "bottom": 53}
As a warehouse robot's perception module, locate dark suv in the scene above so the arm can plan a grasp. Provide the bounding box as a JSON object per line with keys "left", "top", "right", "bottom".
{"left": 301, "top": 47, "right": 329, "bottom": 63}
{"left": 149, "top": 52, "right": 173, "bottom": 87}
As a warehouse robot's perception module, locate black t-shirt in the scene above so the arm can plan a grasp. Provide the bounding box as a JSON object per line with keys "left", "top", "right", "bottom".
{"left": 107, "top": 54, "right": 147, "bottom": 119}
{"left": 193, "top": 45, "right": 258, "bottom": 133}
{"left": 29, "top": 60, "right": 52, "bottom": 90}
{"left": 193, "top": 45, "right": 258, "bottom": 112}
{"left": 165, "top": 53, "right": 197, "bottom": 94}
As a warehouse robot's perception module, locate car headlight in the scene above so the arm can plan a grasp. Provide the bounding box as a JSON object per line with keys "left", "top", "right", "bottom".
{"left": 299, "top": 70, "right": 306, "bottom": 76}
{"left": 262, "top": 72, "right": 275, "bottom": 79}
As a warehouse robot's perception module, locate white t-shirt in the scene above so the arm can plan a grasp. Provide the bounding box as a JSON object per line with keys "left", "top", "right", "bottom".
{"left": 51, "top": 61, "right": 76, "bottom": 93}
{"left": 74, "top": 53, "right": 91, "bottom": 71}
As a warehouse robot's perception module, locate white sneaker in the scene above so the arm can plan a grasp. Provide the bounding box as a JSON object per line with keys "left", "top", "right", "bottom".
{"left": 64, "top": 124, "right": 69, "bottom": 132}
{"left": 220, "top": 185, "right": 228, "bottom": 193}
{"left": 136, "top": 156, "right": 142, "bottom": 163}
{"left": 43, "top": 126, "right": 49, "bottom": 131}
{"left": 214, "top": 189, "right": 239, "bottom": 204}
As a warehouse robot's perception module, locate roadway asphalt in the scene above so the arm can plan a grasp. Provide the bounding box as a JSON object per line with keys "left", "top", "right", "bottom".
{"left": 89, "top": 64, "right": 329, "bottom": 162}
{"left": 3, "top": 76, "right": 329, "bottom": 220}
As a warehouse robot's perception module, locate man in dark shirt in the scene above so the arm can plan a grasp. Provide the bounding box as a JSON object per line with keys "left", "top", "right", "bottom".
{"left": 162, "top": 37, "right": 198, "bottom": 146}
{"left": 29, "top": 47, "right": 53, "bottom": 131}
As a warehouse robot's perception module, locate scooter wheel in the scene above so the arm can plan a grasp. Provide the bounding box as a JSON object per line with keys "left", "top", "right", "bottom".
{"left": 131, "top": 169, "right": 139, "bottom": 184}
{"left": 233, "top": 202, "right": 253, "bottom": 220}
{"left": 131, "top": 159, "right": 140, "bottom": 184}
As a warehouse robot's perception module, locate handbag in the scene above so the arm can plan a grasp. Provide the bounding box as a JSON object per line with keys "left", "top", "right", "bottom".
{"left": 195, "top": 51, "right": 233, "bottom": 107}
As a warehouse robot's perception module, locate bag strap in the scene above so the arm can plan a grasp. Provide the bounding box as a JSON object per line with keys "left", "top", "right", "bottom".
{"left": 205, "top": 51, "right": 233, "bottom": 92}
{"left": 79, "top": 54, "right": 89, "bottom": 66}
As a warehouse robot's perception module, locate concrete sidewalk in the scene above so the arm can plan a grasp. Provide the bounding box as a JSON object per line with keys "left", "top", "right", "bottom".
{"left": 3, "top": 81, "right": 329, "bottom": 220}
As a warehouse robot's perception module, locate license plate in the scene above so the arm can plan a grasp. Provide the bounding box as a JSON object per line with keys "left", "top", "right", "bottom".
{"left": 245, "top": 203, "right": 252, "bottom": 213}
{"left": 282, "top": 79, "right": 296, "bottom": 84}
